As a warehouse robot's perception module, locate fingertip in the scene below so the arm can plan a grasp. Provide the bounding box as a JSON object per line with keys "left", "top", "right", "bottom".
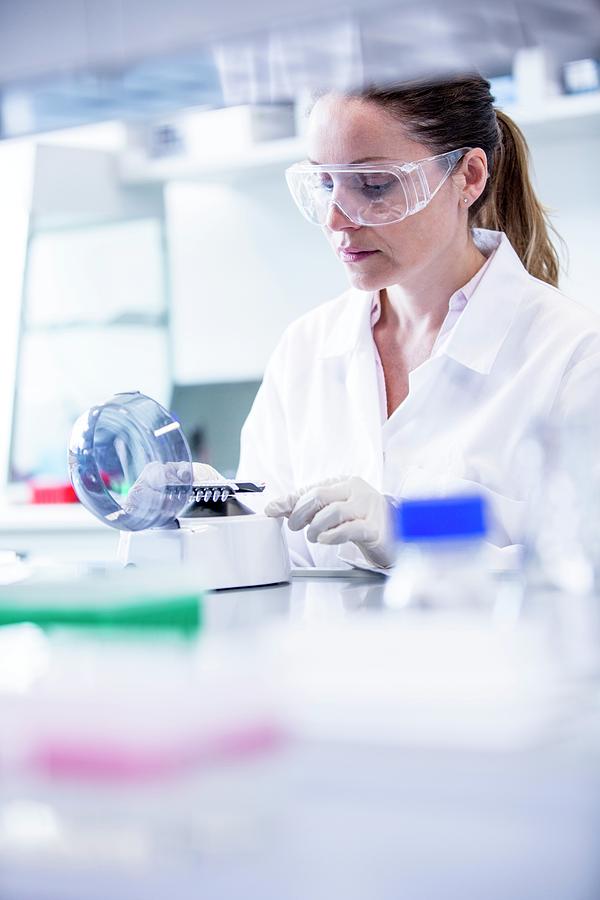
{"left": 266, "top": 500, "right": 296, "bottom": 519}
{"left": 287, "top": 513, "right": 308, "bottom": 532}
{"left": 176, "top": 464, "right": 192, "bottom": 483}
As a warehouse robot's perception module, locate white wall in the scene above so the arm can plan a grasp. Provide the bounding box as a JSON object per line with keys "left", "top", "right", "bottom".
{"left": 166, "top": 173, "right": 348, "bottom": 384}
{"left": 522, "top": 123, "right": 600, "bottom": 311}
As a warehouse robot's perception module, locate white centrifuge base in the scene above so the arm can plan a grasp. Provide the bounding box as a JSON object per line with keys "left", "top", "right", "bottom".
{"left": 117, "top": 514, "right": 290, "bottom": 590}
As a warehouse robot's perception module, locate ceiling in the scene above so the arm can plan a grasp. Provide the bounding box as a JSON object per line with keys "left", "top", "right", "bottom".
{"left": 1, "top": 0, "right": 599, "bottom": 138}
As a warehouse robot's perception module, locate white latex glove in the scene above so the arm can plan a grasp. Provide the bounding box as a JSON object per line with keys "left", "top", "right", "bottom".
{"left": 265, "top": 476, "right": 396, "bottom": 569}
{"left": 125, "top": 461, "right": 226, "bottom": 515}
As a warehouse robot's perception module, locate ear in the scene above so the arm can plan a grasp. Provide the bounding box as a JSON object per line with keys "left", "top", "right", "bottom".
{"left": 451, "top": 148, "right": 488, "bottom": 205}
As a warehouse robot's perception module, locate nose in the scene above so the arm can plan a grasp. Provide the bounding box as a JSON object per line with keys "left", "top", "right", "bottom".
{"left": 325, "top": 200, "right": 359, "bottom": 232}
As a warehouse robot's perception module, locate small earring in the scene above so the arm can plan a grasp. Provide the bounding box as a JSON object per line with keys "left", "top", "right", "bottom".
{"left": 463, "top": 197, "right": 469, "bottom": 204}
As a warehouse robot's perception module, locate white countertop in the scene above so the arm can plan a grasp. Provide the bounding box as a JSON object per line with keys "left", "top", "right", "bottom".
{"left": 0, "top": 503, "right": 105, "bottom": 531}
{"left": 1, "top": 572, "right": 599, "bottom": 900}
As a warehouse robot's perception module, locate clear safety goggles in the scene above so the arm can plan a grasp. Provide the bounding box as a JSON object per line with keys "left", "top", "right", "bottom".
{"left": 285, "top": 147, "right": 471, "bottom": 227}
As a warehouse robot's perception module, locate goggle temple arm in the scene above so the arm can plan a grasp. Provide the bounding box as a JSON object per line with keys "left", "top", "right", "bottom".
{"left": 418, "top": 149, "right": 469, "bottom": 205}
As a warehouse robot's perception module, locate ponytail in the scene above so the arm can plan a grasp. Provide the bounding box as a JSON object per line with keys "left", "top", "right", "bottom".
{"left": 471, "top": 109, "right": 561, "bottom": 287}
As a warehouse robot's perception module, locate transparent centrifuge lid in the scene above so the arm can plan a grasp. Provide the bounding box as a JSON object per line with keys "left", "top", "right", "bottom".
{"left": 68, "top": 392, "right": 193, "bottom": 532}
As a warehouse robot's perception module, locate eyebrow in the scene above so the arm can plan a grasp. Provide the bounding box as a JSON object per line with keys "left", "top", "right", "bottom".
{"left": 307, "top": 155, "right": 387, "bottom": 165}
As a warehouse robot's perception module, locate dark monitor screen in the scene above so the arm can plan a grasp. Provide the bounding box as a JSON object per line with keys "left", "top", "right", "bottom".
{"left": 169, "top": 380, "right": 261, "bottom": 478}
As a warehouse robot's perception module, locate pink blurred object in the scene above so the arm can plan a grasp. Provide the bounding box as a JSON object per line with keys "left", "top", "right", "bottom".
{"left": 28, "top": 722, "right": 288, "bottom": 781}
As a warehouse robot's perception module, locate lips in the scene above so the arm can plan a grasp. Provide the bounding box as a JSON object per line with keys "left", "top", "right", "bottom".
{"left": 338, "top": 247, "right": 379, "bottom": 263}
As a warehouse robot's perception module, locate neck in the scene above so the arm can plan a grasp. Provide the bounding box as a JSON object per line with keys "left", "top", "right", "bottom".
{"left": 380, "top": 234, "right": 487, "bottom": 335}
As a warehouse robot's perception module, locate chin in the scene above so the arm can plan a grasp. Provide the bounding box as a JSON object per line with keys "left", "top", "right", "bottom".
{"left": 346, "top": 268, "right": 393, "bottom": 293}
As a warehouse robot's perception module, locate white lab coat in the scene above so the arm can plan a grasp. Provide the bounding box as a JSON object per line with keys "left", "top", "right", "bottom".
{"left": 237, "top": 229, "right": 600, "bottom": 569}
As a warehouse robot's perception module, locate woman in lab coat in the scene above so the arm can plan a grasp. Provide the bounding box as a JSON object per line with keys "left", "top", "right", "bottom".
{"left": 236, "top": 74, "right": 600, "bottom": 570}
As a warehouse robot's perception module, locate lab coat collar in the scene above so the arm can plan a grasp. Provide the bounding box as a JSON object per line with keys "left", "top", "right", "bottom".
{"left": 440, "top": 230, "right": 525, "bottom": 374}
{"left": 318, "top": 287, "right": 375, "bottom": 359}
{"left": 319, "top": 229, "right": 526, "bottom": 375}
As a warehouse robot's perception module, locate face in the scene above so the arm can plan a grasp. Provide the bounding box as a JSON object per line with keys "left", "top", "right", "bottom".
{"left": 307, "top": 94, "right": 483, "bottom": 292}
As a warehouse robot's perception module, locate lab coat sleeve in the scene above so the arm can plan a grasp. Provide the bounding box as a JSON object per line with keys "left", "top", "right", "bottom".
{"left": 236, "top": 338, "right": 314, "bottom": 567}
{"left": 473, "top": 349, "right": 600, "bottom": 570}
{"left": 482, "top": 348, "right": 600, "bottom": 572}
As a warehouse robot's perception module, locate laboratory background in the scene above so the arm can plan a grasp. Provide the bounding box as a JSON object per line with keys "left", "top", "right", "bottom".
{"left": 1, "top": 1, "right": 600, "bottom": 898}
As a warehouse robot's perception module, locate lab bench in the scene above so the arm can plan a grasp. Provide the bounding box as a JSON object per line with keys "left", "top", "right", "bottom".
{"left": 0, "top": 572, "right": 599, "bottom": 900}
{"left": 0, "top": 504, "right": 120, "bottom": 560}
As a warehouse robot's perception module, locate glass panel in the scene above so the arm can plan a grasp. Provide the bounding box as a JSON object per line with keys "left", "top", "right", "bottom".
{"left": 10, "top": 210, "right": 170, "bottom": 493}
{"left": 11, "top": 325, "right": 169, "bottom": 485}
{"left": 25, "top": 219, "right": 165, "bottom": 327}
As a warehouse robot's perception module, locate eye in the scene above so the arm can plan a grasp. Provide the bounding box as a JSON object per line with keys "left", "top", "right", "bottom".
{"left": 355, "top": 174, "right": 396, "bottom": 196}
{"left": 316, "top": 172, "right": 334, "bottom": 192}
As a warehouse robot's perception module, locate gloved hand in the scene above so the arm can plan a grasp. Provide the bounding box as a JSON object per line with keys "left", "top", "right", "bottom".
{"left": 265, "top": 476, "right": 396, "bottom": 568}
{"left": 125, "top": 461, "right": 225, "bottom": 516}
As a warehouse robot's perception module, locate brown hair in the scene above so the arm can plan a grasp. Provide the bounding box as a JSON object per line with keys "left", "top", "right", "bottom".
{"left": 352, "top": 76, "right": 561, "bottom": 287}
